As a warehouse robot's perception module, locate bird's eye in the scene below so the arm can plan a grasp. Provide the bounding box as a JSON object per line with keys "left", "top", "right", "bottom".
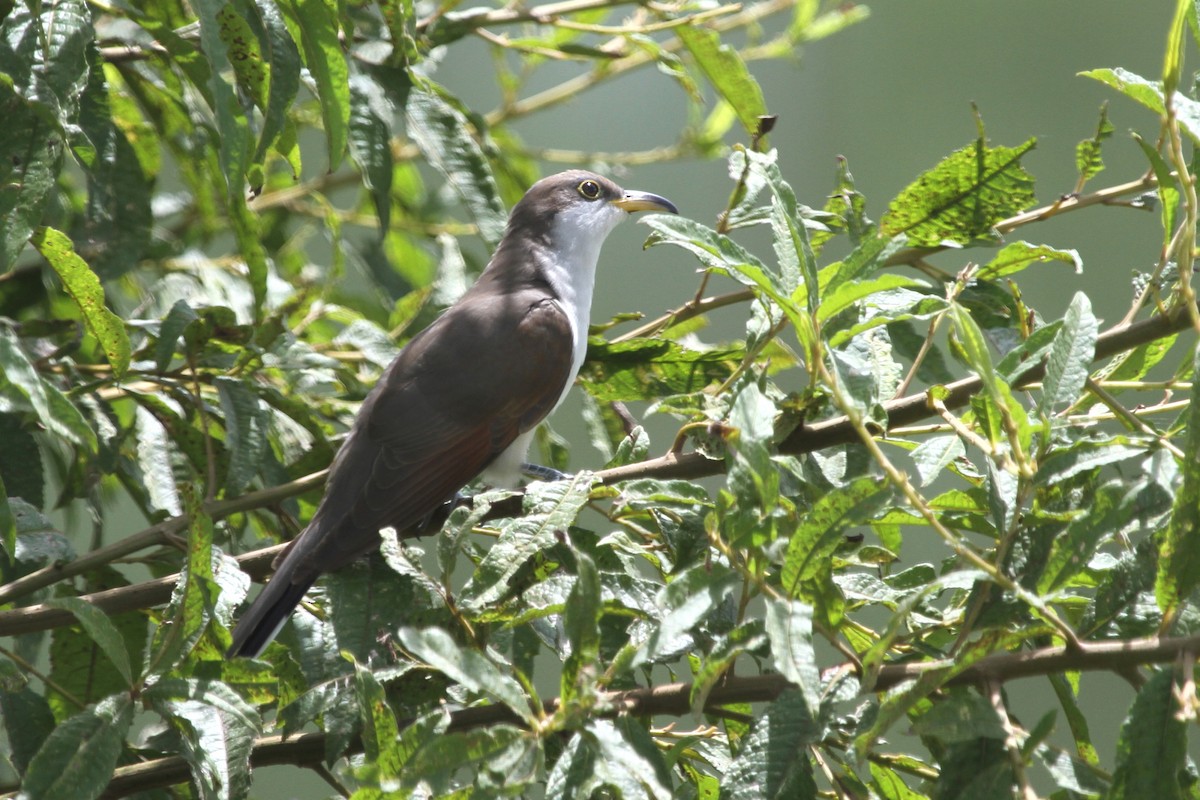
{"left": 577, "top": 179, "right": 602, "bottom": 200}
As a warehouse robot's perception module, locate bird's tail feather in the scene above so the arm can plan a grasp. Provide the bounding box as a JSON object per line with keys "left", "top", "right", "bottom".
{"left": 227, "top": 574, "right": 314, "bottom": 658}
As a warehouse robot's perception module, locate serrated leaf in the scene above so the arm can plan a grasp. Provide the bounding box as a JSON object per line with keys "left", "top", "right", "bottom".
{"left": 588, "top": 718, "right": 674, "bottom": 800}
{"left": 631, "top": 565, "right": 739, "bottom": 669}
{"left": 1109, "top": 669, "right": 1187, "bottom": 799}
{"left": 1075, "top": 102, "right": 1113, "bottom": 185}
{"left": 282, "top": 0, "right": 349, "bottom": 169}
{"left": 720, "top": 690, "right": 819, "bottom": 800}
{"left": 396, "top": 626, "right": 532, "bottom": 723}
{"left": 978, "top": 241, "right": 1082, "bottom": 280}
{"left": 1156, "top": 343, "right": 1200, "bottom": 618}
{"left": 677, "top": 26, "right": 767, "bottom": 138}
{"left": 193, "top": 0, "right": 252, "bottom": 192}
{"left": 402, "top": 725, "right": 534, "bottom": 795}
{"left": 0, "top": 329, "right": 96, "bottom": 451}
{"left": 579, "top": 338, "right": 741, "bottom": 404}
{"left": 249, "top": 0, "right": 302, "bottom": 171}
{"left": 44, "top": 597, "right": 133, "bottom": 687}
{"left": 349, "top": 74, "right": 394, "bottom": 231}
{"left": 21, "top": 693, "right": 133, "bottom": 800}
{"left": 352, "top": 660, "right": 403, "bottom": 776}
{"left": 29, "top": 226, "right": 131, "bottom": 378}
{"left": 561, "top": 550, "right": 602, "bottom": 703}
{"left": 882, "top": 137, "right": 1036, "bottom": 247}
{"left": 1134, "top": 133, "right": 1180, "bottom": 250}
{"left": 147, "top": 683, "right": 258, "bottom": 800}
{"left": 406, "top": 87, "right": 506, "bottom": 248}
{"left": 1038, "top": 292, "right": 1097, "bottom": 413}
{"left": 214, "top": 376, "right": 268, "bottom": 494}
{"left": 1081, "top": 66, "right": 1200, "bottom": 143}
{"left": 781, "top": 476, "right": 888, "bottom": 593}
{"left": 460, "top": 473, "right": 594, "bottom": 611}
{"left": 910, "top": 435, "right": 966, "bottom": 487}
{"left": 1035, "top": 438, "right": 1145, "bottom": 485}
{"left": 0, "top": 682, "right": 56, "bottom": 774}
{"left": 763, "top": 599, "right": 819, "bottom": 713}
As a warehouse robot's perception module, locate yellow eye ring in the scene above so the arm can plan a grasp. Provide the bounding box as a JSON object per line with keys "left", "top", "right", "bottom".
{"left": 577, "top": 179, "right": 602, "bottom": 200}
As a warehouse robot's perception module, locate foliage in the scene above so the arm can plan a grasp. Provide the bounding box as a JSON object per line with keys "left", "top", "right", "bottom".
{"left": 1, "top": 0, "right": 1200, "bottom": 798}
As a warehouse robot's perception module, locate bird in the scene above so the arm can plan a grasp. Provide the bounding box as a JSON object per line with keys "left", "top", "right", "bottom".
{"left": 227, "top": 170, "right": 677, "bottom": 657}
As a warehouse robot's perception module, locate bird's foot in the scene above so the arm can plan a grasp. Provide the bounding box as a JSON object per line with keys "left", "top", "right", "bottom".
{"left": 521, "top": 463, "right": 573, "bottom": 482}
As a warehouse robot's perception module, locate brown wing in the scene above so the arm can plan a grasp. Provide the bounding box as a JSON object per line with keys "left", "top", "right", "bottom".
{"left": 282, "top": 287, "right": 574, "bottom": 579}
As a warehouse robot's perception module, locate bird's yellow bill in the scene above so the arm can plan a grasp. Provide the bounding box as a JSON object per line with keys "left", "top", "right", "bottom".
{"left": 612, "top": 191, "right": 678, "bottom": 214}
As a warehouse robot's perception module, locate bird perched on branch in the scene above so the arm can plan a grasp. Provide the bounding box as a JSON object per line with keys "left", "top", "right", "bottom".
{"left": 228, "top": 170, "right": 677, "bottom": 657}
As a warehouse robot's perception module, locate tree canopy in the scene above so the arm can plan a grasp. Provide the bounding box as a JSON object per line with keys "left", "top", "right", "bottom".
{"left": 2, "top": 0, "right": 1200, "bottom": 798}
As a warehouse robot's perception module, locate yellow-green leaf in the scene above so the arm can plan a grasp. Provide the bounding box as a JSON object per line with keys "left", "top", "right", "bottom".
{"left": 30, "top": 227, "right": 130, "bottom": 378}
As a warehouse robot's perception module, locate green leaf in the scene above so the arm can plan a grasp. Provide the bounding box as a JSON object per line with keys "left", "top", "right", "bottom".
{"left": 626, "top": 565, "right": 739, "bottom": 671}
{"left": 144, "top": 678, "right": 259, "bottom": 800}
{"left": 192, "top": 0, "right": 252, "bottom": 192}
{"left": 396, "top": 626, "right": 533, "bottom": 723}
{"left": 1134, "top": 133, "right": 1180, "bottom": 250}
{"left": 349, "top": 74, "right": 394, "bottom": 231}
{"left": 0, "top": 87, "right": 65, "bottom": 270}
{"left": 44, "top": 597, "right": 133, "bottom": 687}
{"left": 1036, "top": 483, "right": 1125, "bottom": 594}
{"left": 460, "top": 473, "right": 595, "bottom": 611}
{"left": 75, "top": 61, "right": 154, "bottom": 279}
{"left": 881, "top": 137, "right": 1036, "bottom": 247}
{"left": 949, "top": 303, "right": 1006, "bottom": 409}
{"left": 0, "top": 679, "right": 57, "bottom": 774}
{"left": 21, "top": 693, "right": 133, "bottom": 800}
{"left": 763, "top": 599, "right": 819, "bottom": 713}
{"left": 0, "top": 329, "right": 96, "bottom": 451}
{"left": 588, "top": 718, "right": 674, "bottom": 800}
{"left": 1155, "top": 343, "right": 1200, "bottom": 619}
{"left": 1075, "top": 101, "right": 1113, "bottom": 185}
{"left": 214, "top": 377, "right": 269, "bottom": 494}
{"left": 719, "top": 690, "right": 820, "bottom": 800}
{"left": 248, "top": 0, "right": 302, "bottom": 172}
{"left": 781, "top": 476, "right": 888, "bottom": 594}
{"left": 580, "top": 338, "right": 741, "bottom": 404}
{"left": 561, "top": 550, "right": 602, "bottom": 704}
{"left": 352, "top": 659, "right": 403, "bottom": 776}
{"left": 406, "top": 86, "right": 507, "bottom": 248}
{"left": 1109, "top": 669, "right": 1188, "bottom": 799}
{"left": 1038, "top": 292, "right": 1097, "bottom": 414}
{"left": 29, "top": 226, "right": 131, "bottom": 378}
{"left": 1081, "top": 66, "right": 1200, "bottom": 143}
{"left": 282, "top": 0, "right": 349, "bottom": 169}
{"left": 818, "top": 274, "right": 921, "bottom": 324}
{"left": 910, "top": 435, "right": 966, "bottom": 487}
{"left": 977, "top": 241, "right": 1082, "bottom": 280}
{"left": 912, "top": 689, "right": 1007, "bottom": 743}
{"left": 820, "top": 233, "right": 906, "bottom": 295}
{"left": 402, "top": 725, "right": 535, "bottom": 795}
{"left": 1034, "top": 438, "right": 1146, "bottom": 485}
{"left": 677, "top": 25, "right": 768, "bottom": 138}
{"left": 151, "top": 486, "right": 217, "bottom": 669}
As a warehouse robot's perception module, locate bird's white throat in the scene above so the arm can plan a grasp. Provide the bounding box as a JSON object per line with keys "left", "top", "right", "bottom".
{"left": 538, "top": 200, "right": 629, "bottom": 400}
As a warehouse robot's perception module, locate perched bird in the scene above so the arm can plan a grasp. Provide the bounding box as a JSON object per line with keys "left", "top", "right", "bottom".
{"left": 228, "top": 171, "right": 677, "bottom": 657}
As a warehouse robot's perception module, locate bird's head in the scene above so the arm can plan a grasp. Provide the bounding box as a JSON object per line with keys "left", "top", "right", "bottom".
{"left": 507, "top": 170, "right": 678, "bottom": 254}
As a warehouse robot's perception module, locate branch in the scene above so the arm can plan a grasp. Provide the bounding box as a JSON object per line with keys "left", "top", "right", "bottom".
{"left": 0, "top": 301, "right": 1189, "bottom": 637}
{"left": 0, "top": 472, "right": 327, "bottom": 607}
{"left": 38, "top": 630, "right": 1200, "bottom": 798}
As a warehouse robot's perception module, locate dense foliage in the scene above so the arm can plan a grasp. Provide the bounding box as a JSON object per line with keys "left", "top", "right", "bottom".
{"left": 2, "top": 0, "right": 1200, "bottom": 798}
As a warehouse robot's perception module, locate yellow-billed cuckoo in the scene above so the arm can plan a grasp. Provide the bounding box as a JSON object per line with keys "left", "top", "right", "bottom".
{"left": 228, "top": 170, "right": 676, "bottom": 657}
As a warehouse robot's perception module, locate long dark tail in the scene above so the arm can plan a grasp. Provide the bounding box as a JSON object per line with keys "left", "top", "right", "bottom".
{"left": 227, "top": 571, "right": 315, "bottom": 658}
